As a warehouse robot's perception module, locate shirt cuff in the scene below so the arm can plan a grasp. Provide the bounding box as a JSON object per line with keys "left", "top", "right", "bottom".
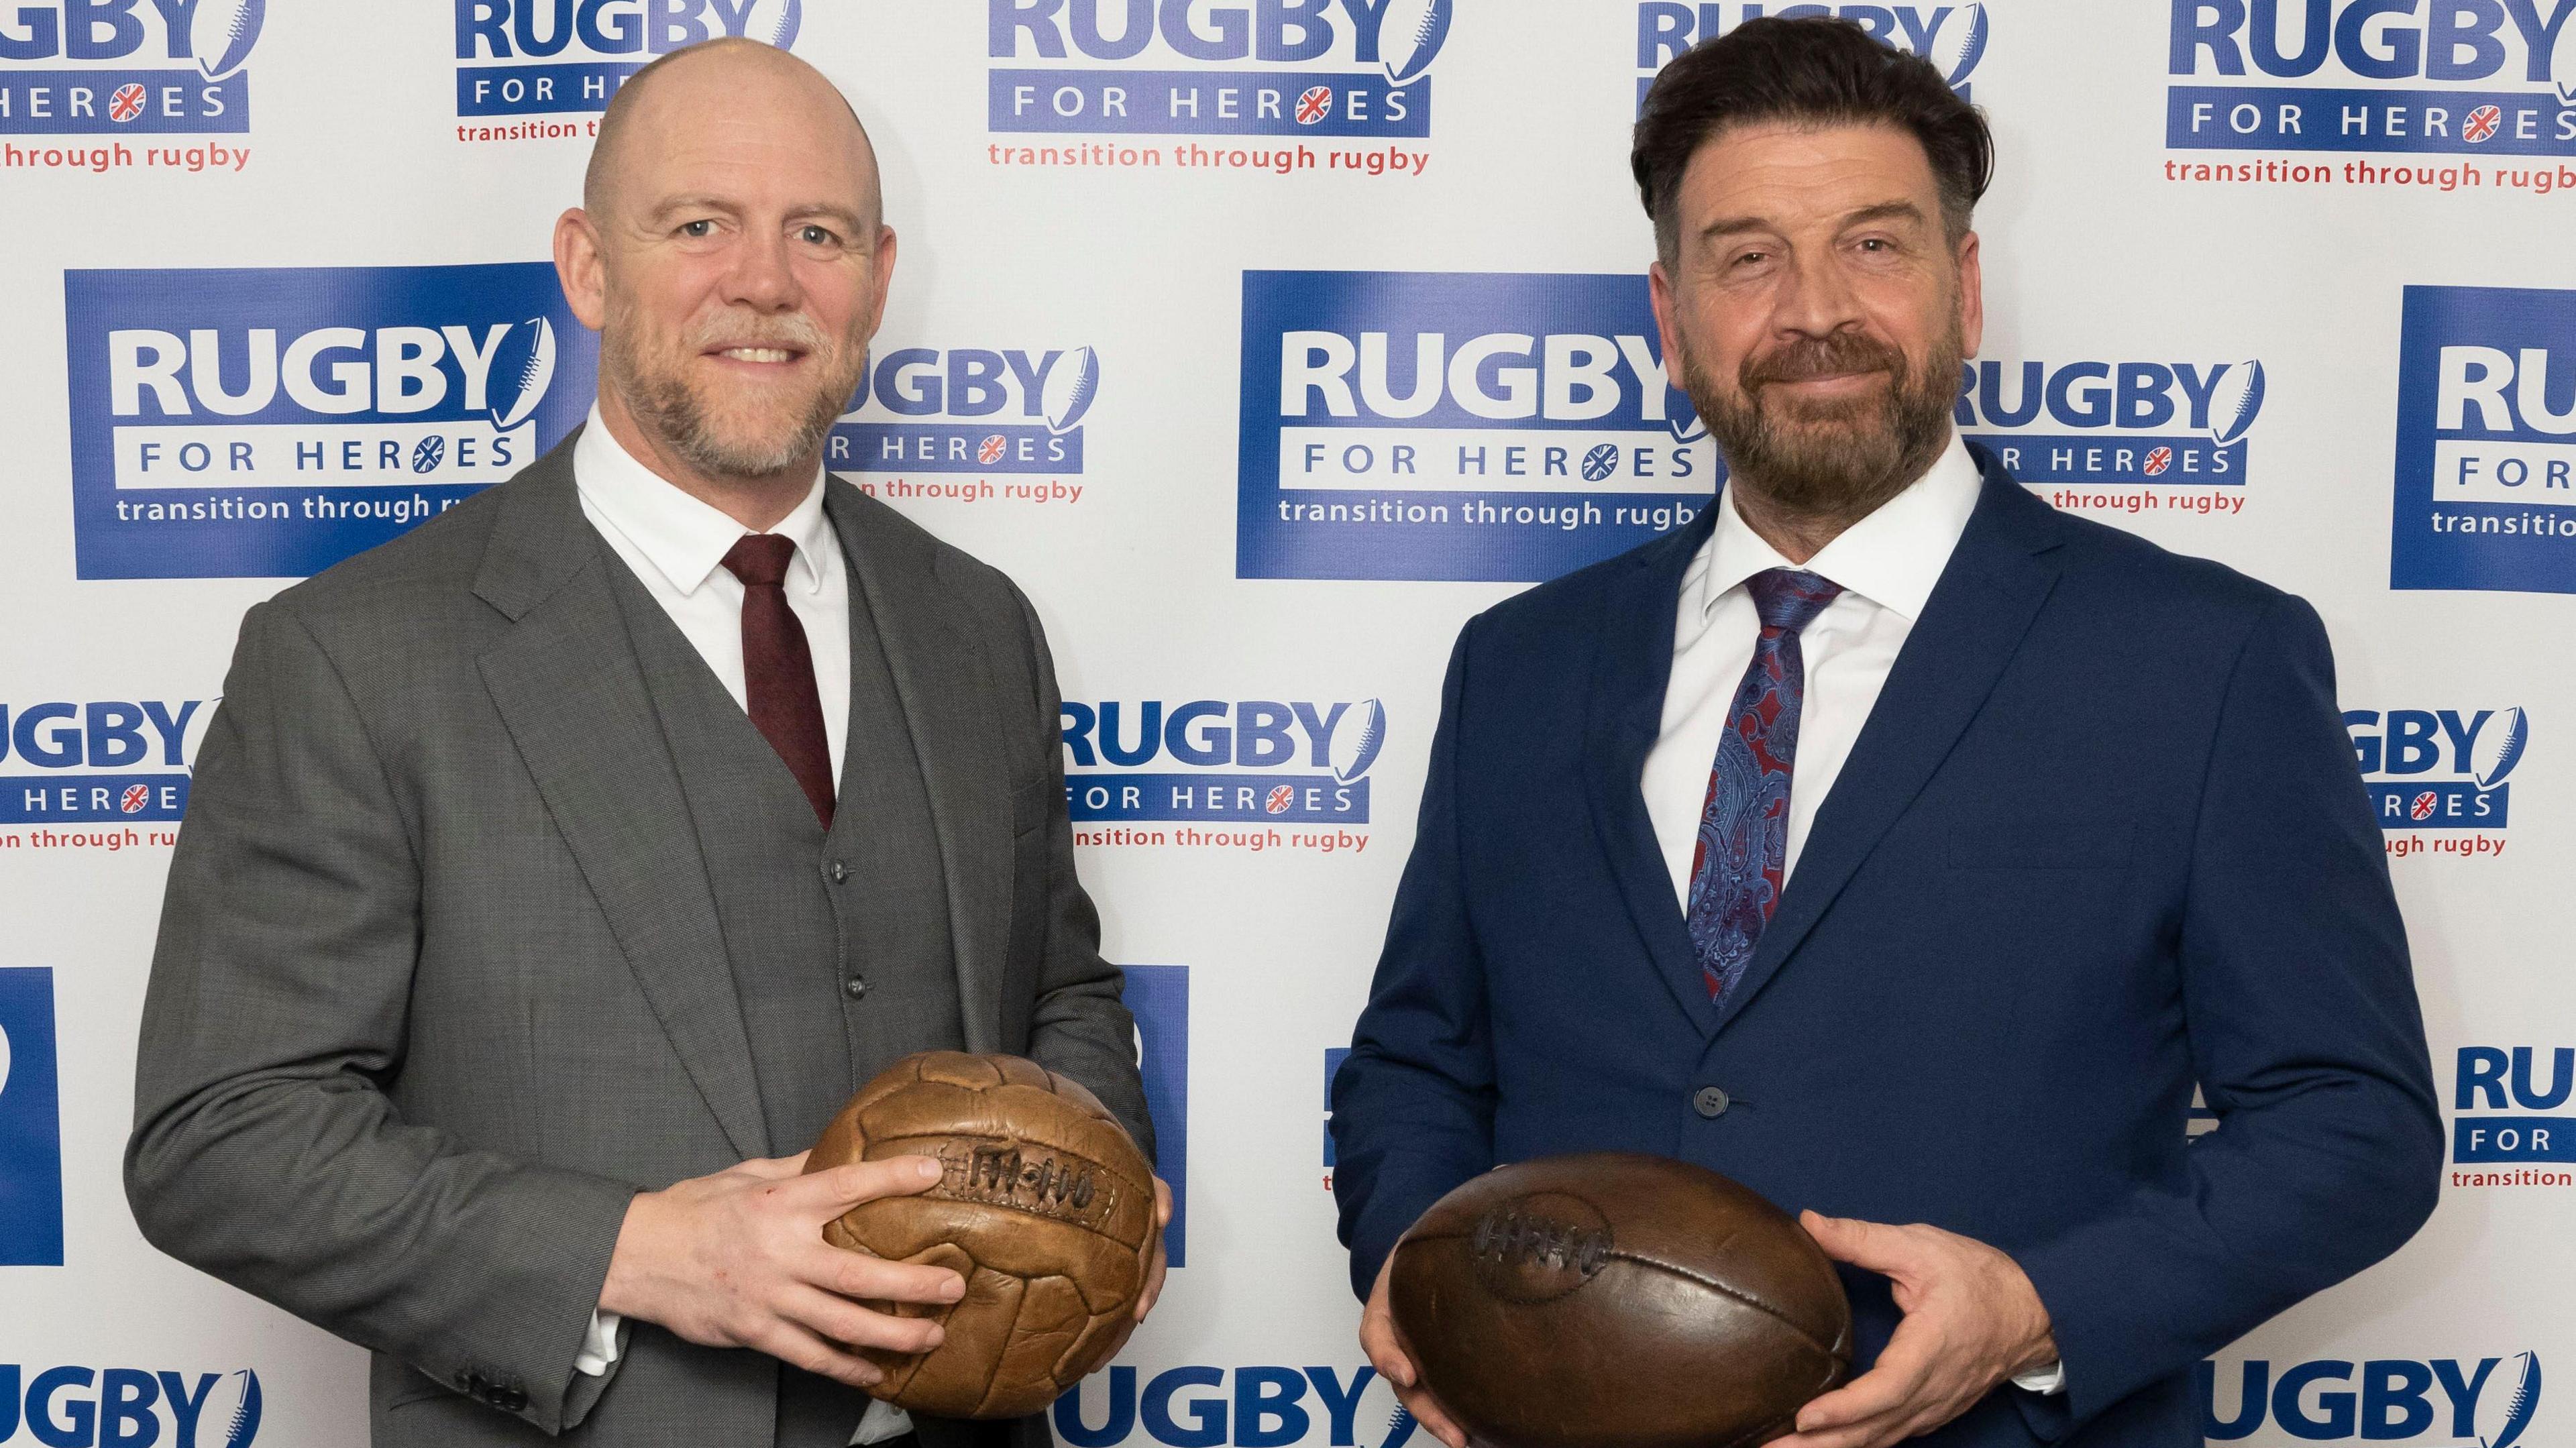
{"left": 851, "top": 1400, "right": 915, "bottom": 1443}
{"left": 574, "top": 1309, "right": 621, "bottom": 1377}
{"left": 2012, "top": 1359, "right": 2068, "bottom": 1396}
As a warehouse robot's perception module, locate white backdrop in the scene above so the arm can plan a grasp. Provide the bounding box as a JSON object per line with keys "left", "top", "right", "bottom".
{"left": 2, "top": 3, "right": 2571, "bottom": 1445}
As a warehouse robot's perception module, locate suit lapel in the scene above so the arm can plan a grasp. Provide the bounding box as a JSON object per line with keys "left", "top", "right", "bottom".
{"left": 472, "top": 437, "right": 771, "bottom": 1160}
{"left": 1710, "top": 457, "right": 2068, "bottom": 1034}
{"left": 1584, "top": 505, "right": 1727, "bottom": 1038}
{"left": 826, "top": 482, "right": 1013, "bottom": 1054}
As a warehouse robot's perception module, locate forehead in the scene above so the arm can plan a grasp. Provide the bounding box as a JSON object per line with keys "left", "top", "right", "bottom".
{"left": 1673, "top": 121, "right": 1940, "bottom": 231}
{"left": 619, "top": 70, "right": 873, "bottom": 213}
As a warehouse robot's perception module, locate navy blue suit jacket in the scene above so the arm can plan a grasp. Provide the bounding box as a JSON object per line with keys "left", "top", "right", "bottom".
{"left": 1331, "top": 452, "right": 2443, "bottom": 1448}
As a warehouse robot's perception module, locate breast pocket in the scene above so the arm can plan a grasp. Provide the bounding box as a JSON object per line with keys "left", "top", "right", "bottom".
{"left": 1946, "top": 818, "right": 2136, "bottom": 871}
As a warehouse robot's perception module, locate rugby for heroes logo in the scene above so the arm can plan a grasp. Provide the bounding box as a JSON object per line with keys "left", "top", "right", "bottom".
{"left": 0, "top": 0, "right": 260, "bottom": 134}
{"left": 2390, "top": 286, "right": 2576, "bottom": 595}
{"left": 64, "top": 262, "right": 595, "bottom": 579}
{"left": 0, "top": 698, "right": 208, "bottom": 826}
{"left": 0, "top": 1364, "right": 263, "bottom": 1447}
{"left": 1057, "top": 1366, "right": 1416, "bottom": 1448}
{"left": 454, "top": 0, "right": 799, "bottom": 117}
{"left": 0, "top": 969, "right": 63, "bottom": 1268}
{"left": 988, "top": 0, "right": 1450, "bottom": 137}
{"left": 2202, "top": 1352, "right": 2539, "bottom": 1448}
{"left": 1062, "top": 698, "right": 1383, "bottom": 825}
{"left": 1960, "top": 357, "right": 2263, "bottom": 488}
{"left": 2455, "top": 1045, "right": 2574, "bottom": 1178}
{"left": 2170, "top": 0, "right": 2576, "bottom": 156}
{"left": 1240, "top": 270, "right": 1717, "bottom": 583}
{"left": 2345, "top": 706, "right": 2526, "bottom": 830}
{"left": 830, "top": 343, "right": 1098, "bottom": 488}
{"left": 1635, "top": 3, "right": 1988, "bottom": 109}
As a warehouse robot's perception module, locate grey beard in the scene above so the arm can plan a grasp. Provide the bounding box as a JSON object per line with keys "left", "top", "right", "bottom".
{"left": 601, "top": 315, "right": 860, "bottom": 484}
{"left": 1686, "top": 325, "right": 1963, "bottom": 529}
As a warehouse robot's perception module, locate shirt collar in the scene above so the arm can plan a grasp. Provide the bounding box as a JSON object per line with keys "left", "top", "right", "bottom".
{"left": 1692, "top": 432, "right": 1984, "bottom": 623}
{"left": 572, "top": 404, "right": 833, "bottom": 598}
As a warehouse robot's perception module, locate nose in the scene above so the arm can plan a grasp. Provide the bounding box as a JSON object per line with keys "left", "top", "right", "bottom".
{"left": 1770, "top": 245, "right": 1865, "bottom": 341}
{"left": 720, "top": 224, "right": 802, "bottom": 313}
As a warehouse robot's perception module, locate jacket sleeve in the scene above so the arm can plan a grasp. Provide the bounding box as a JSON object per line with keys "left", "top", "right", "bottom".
{"left": 1010, "top": 588, "right": 1155, "bottom": 1163}
{"left": 1331, "top": 618, "right": 1499, "bottom": 1300}
{"left": 2010, "top": 594, "right": 2444, "bottom": 1437}
{"left": 125, "top": 600, "right": 636, "bottom": 1437}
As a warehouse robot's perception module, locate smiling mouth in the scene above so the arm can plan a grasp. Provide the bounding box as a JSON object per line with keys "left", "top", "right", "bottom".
{"left": 710, "top": 345, "right": 801, "bottom": 364}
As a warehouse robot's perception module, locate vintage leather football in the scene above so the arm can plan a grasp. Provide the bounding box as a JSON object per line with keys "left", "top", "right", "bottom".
{"left": 804, "top": 1051, "right": 1156, "bottom": 1418}
{"left": 1389, "top": 1152, "right": 1851, "bottom": 1448}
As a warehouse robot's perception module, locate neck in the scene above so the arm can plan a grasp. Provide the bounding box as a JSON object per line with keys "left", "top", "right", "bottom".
{"left": 596, "top": 386, "right": 817, "bottom": 533}
{"left": 1723, "top": 484, "right": 1849, "bottom": 565}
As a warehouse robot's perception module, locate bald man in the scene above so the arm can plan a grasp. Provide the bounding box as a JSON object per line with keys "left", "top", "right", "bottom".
{"left": 126, "top": 39, "right": 1163, "bottom": 1448}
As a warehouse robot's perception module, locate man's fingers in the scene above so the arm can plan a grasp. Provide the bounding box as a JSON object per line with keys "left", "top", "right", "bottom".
{"left": 1358, "top": 1302, "right": 1416, "bottom": 1388}
{"left": 1768, "top": 1412, "right": 1911, "bottom": 1448}
{"left": 804, "top": 1243, "right": 967, "bottom": 1306}
{"left": 1795, "top": 1333, "right": 1932, "bottom": 1432}
{"left": 1395, "top": 1386, "right": 1469, "bottom": 1448}
{"left": 753, "top": 1319, "right": 886, "bottom": 1390}
{"left": 782, "top": 1284, "right": 948, "bottom": 1355}
{"left": 1134, "top": 1230, "right": 1169, "bottom": 1322}
{"left": 1799, "top": 1211, "right": 1921, "bottom": 1274}
{"left": 798, "top": 1155, "right": 945, "bottom": 1212}
{"left": 729, "top": 1152, "right": 809, "bottom": 1182}
{"left": 1153, "top": 1176, "right": 1173, "bottom": 1227}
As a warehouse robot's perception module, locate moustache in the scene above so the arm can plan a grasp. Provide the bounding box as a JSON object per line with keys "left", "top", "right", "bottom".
{"left": 1741, "top": 333, "right": 1908, "bottom": 392}
{"left": 688, "top": 311, "right": 833, "bottom": 355}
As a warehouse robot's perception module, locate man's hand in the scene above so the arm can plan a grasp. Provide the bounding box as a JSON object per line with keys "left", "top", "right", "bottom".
{"left": 600, "top": 1152, "right": 967, "bottom": 1389}
{"left": 1134, "top": 1176, "right": 1174, "bottom": 1322}
{"left": 1358, "top": 1251, "right": 1469, "bottom": 1448}
{"left": 1771, "top": 1211, "right": 2059, "bottom": 1448}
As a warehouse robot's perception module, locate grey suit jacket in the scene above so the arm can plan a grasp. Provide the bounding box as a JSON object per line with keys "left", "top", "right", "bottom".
{"left": 127, "top": 433, "right": 1149, "bottom": 1446}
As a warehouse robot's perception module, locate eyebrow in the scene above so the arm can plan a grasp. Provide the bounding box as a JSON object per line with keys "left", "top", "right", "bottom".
{"left": 646, "top": 195, "right": 873, "bottom": 231}
{"left": 1694, "top": 198, "right": 1930, "bottom": 243}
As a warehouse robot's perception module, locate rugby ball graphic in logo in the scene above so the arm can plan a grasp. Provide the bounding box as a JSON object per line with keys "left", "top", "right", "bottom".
{"left": 0, "top": 1020, "right": 13, "bottom": 1101}
{"left": 1041, "top": 346, "right": 1100, "bottom": 433}
{"left": 2474, "top": 706, "right": 2529, "bottom": 788}
{"left": 1668, "top": 400, "right": 1708, "bottom": 443}
{"left": 1925, "top": 3, "right": 1986, "bottom": 85}
{"left": 2207, "top": 359, "right": 2265, "bottom": 446}
{"left": 196, "top": 0, "right": 264, "bottom": 78}
{"left": 489, "top": 317, "right": 557, "bottom": 431}
{"left": 2478, "top": 1351, "right": 2539, "bottom": 1448}
{"left": 1377, "top": 0, "right": 1452, "bottom": 84}
{"left": 740, "top": 0, "right": 800, "bottom": 48}
{"left": 199, "top": 1369, "right": 263, "bottom": 1448}
{"left": 1330, "top": 699, "right": 1387, "bottom": 783}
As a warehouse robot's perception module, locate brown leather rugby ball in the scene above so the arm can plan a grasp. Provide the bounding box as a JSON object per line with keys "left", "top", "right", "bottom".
{"left": 804, "top": 1051, "right": 1156, "bottom": 1418}
{"left": 1390, "top": 1152, "right": 1851, "bottom": 1448}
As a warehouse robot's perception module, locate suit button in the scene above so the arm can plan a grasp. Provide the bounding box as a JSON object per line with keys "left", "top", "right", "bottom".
{"left": 492, "top": 1386, "right": 528, "bottom": 1412}
{"left": 827, "top": 860, "right": 849, "bottom": 885}
{"left": 1693, "top": 1086, "right": 1732, "bottom": 1119}
{"left": 843, "top": 977, "right": 869, "bottom": 1000}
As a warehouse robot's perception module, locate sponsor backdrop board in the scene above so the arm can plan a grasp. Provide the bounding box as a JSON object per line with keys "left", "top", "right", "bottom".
{"left": 1, "top": 1, "right": 2569, "bottom": 1444}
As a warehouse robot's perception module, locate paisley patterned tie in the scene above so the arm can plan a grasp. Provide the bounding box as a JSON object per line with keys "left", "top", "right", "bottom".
{"left": 1686, "top": 568, "right": 1843, "bottom": 1003}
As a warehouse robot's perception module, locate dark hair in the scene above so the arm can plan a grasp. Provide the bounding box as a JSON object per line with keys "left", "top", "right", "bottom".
{"left": 1631, "top": 16, "right": 1992, "bottom": 262}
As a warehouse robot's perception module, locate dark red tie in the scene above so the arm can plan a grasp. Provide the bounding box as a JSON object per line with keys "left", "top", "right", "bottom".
{"left": 720, "top": 534, "right": 835, "bottom": 828}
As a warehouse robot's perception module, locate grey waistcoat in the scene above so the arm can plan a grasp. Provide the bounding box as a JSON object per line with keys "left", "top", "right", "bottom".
{"left": 598, "top": 528, "right": 969, "bottom": 1159}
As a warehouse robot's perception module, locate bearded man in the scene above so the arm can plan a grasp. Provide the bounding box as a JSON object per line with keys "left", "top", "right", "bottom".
{"left": 1330, "top": 18, "right": 2440, "bottom": 1448}
{"left": 126, "top": 38, "right": 1164, "bottom": 1448}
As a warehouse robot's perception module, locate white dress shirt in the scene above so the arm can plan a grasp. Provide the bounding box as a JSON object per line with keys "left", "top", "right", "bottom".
{"left": 1637, "top": 434, "right": 2067, "bottom": 1396}
{"left": 570, "top": 409, "right": 914, "bottom": 1444}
